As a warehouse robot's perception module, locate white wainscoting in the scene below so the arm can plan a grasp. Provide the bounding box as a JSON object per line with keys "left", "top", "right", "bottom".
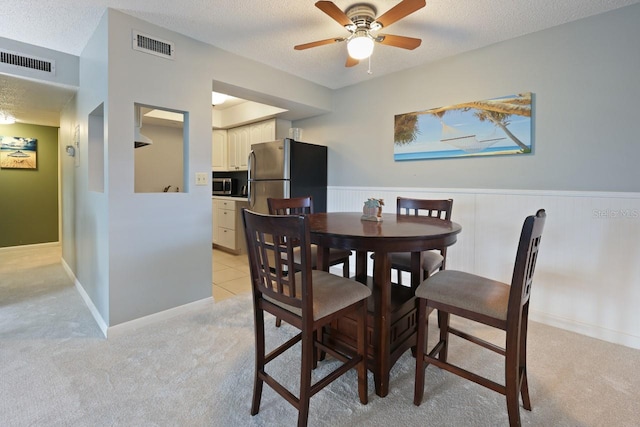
{"left": 328, "top": 186, "right": 640, "bottom": 350}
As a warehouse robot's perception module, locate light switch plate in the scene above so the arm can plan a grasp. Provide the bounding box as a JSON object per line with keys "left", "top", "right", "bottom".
{"left": 195, "top": 172, "right": 208, "bottom": 185}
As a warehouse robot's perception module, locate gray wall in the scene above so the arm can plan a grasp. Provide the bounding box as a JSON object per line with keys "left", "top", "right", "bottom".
{"left": 57, "top": 9, "right": 334, "bottom": 330}
{"left": 67, "top": 13, "right": 110, "bottom": 326}
{"left": 297, "top": 4, "right": 640, "bottom": 193}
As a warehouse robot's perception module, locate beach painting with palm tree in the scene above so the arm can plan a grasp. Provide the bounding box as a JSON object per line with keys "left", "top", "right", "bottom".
{"left": 394, "top": 92, "right": 532, "bottom": 161}
{"left": 1, "top": 136, "right": 38, "bottom": 169}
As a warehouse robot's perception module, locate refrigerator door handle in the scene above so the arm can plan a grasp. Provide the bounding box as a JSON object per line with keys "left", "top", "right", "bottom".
{"left": 248, "top": 150, "right": 255, "bottom": 208}
{"left": 248, "top": 150, "right": 255, "bottom": 181}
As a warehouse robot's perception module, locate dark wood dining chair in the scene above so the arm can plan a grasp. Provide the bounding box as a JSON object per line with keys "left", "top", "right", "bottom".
{"left": 242, "top": 209, "right": 370, "bottom": 427}
{"left": 388, "top": 197, "right": 453, "bottom": 286}
{"left": 268, "top": 196, "right": 352, "bottom": 278}
{"left": 413, "top": 209, "right": 546, "bottom": 427}
{"left": 268, "top": 196, "right": 354, "bottom": 328}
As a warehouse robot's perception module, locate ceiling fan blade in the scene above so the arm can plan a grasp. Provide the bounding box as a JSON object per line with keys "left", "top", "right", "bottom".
{"left": 294, "top": 37, "right": 343, "bottom": 50}
{"left": 315, "top": 1, "right": 353, "bottom": 27}
{"left": 345, "top": 56, "right": 359, "bottom": 67}
{"left": 375, "top": 0, "right": 426, "bottom": 29}
{"left": 378, "top": 34, "right": 422, "bottom": 50}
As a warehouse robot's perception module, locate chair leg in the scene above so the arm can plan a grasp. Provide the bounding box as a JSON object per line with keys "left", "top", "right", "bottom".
{"left": 519, "top": 306, "right": 532, "bottom": 411}
{"left": 275, "top": 317, "right": 282, "bottom": 327}
{"left": 312, "top": 329, "right": 320, "bottom": 369}
{"left": 342, "top": 259, "right": 350, "bottom": 278}
{"left": 414, "top": 297, "right": 428, "bottom": 406}
{"left": 520, "top": 366, "right": 531, "bottom": 411}
{"left": 298, "top": 328, "right": 314, "bottom": 427}
{"left": 505, "top": 320, "right": 523, "bottom": 426}
{"left": 251, "top": 309, "right": 265, "bottom": 416}
{"left": 437, "top": 310, "right": 450, "bottom": 363}
{"left": 505, "top": 362, "right": 522, "bottom": 427}
{"left": 357, "top": 300, "right": 369, "bottom": 404}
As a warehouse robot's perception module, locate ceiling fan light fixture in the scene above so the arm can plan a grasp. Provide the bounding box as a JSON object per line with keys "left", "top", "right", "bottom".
{"left": 347, "top": 32, "right": 374, "bottom": 60}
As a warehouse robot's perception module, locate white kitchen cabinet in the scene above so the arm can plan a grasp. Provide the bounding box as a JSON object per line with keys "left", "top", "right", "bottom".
{"left": 227, "top": 126, "right": 250, "bottom": 171}
{"left": 250, "top": 119, "right": 276, "bottom": 145}
{"left": 212, "top": 197, "right": 249, "bottom": 253}
{"left": 212, "top": 130, "right": 227, "bottom": 171}
{"left": 212, "top": 199, "right": 220, "bottom": 244}
{"left": 215, "top": 118, "right": 290, "bottom": 171}
{"left": 226, "top": 128, "right": 239, "bottom": 171}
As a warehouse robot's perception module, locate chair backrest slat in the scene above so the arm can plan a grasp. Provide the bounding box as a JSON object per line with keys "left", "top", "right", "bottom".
{"left": 243, "top": 209, "right": 314, "bottom": 311}
{"left": 509, "top": 209, "right": 546, "bottom": 313}
{"left": 256, "top": 237, "right": 292, "bottom": 296}
{"left": 396, "top": 197, "right": 454, "bottom": 266}
{"left": 396, "top": 197, "right": 453, "bottom": 220}
{"left": 268, "top": 196, "right": 314, "bottom": 215}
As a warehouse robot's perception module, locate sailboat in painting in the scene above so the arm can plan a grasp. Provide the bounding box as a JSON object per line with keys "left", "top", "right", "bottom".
{"left": 394, "top": 93, "right": 532, "bottom": 161}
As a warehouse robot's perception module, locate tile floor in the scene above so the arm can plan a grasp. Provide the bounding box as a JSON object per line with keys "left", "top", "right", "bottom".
{"left": 212, "top": 248, "right": 252, "bottom": 301}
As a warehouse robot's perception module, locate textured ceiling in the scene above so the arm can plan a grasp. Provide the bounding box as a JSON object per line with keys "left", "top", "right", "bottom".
{"left": 1, "top": 0, "right": 639, "bottom": 126}
{"left": 0, "top": 74, "right": 76, "bottom": 127}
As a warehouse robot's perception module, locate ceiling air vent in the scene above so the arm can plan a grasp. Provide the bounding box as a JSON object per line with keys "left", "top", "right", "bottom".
{"left": 132, "top": 31, "right": 175, "bottom": 60}
{"left": 0, "top": 49, "right": 55, "bottom": 74}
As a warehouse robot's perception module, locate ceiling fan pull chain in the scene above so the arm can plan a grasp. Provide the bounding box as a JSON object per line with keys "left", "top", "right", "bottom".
{"left": 367, "top": 55, "right": 373, "bottom": 75}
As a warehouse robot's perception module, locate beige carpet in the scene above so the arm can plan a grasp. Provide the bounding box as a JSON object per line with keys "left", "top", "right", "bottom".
{"left": 1, "top": 244, "right": 639, "bottom": 426}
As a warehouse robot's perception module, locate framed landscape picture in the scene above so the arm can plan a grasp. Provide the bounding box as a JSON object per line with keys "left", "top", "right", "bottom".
{"left": 0, "top": 136, "right": 37, "bottom": 169}
{"left": 394, "top": 92, "right": 532, "bottom": 161}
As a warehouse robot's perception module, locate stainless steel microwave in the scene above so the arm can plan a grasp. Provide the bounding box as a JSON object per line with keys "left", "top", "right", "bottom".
{"left": 212, "top": 178, "right": 232, "bottom": 195}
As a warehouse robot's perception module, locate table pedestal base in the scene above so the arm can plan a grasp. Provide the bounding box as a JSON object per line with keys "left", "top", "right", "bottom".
{"left": 322, "top": 278, "right": 418, "bottom": 397}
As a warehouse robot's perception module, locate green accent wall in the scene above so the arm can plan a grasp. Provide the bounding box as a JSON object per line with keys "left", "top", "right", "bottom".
{"left": 0, "top": 123, "right": 59, "bottom": 247}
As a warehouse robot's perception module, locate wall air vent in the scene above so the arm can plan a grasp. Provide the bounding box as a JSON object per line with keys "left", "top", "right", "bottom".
{"left": 0, "top": 49, "right": 55, "bottom": 74}
{"left": 132, "top": 31, "right": 175, "bottom": 60}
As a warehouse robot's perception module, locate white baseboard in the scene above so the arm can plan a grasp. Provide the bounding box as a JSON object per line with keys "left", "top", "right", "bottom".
{"left": 62, "top": 256, "right": 215, "bottom": 339}
{"left": 530, "top": 310, "right": 640, "bottom": 350}
{"left": 0, "top": 241, "right": 60, "bottom": 251}
{"left": 106, "top": 297, "right": 214, "bottom": 339}
{"left": 61, "top": 257, "right": 108, "bottom": 338}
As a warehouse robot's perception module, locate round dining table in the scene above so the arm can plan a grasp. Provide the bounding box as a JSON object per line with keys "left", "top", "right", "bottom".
{"left": 307, "top": 212, "right": 462, "bottom": 397}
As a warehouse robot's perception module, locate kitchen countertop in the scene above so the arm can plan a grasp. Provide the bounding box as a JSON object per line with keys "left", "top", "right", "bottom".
{"left": 212, "top": 195, "right": 248, "bottom": 202}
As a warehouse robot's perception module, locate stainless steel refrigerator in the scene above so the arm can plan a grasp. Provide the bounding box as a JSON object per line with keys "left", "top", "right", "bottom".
{"left": 248, "top": 138, "right": 327, "bottom": 214}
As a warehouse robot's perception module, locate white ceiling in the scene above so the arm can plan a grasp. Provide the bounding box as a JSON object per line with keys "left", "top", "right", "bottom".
{"left": 0, "top": 73, "right": 77, "bottom": 126}
{"left": 1, "top": 0, "right": 639, "bottom": 127}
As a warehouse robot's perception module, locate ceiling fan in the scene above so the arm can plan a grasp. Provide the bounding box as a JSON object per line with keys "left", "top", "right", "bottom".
{"left": 294, "top": 0, "right": 426, "bottom": 67}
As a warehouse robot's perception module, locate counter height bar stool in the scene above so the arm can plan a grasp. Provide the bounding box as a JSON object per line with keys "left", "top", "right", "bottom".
{"left": 268, "top": 196, "right": 353, "bottom": 327}
{"left": 268, "top": 196, "right": 352, "bottom": 277}
{"left": 413, "top": 209, "right": 546, "bottom": 427}
{"left": 243, "top": 209, "right": 370, "bottom": 427}
{"left": 389, "top": 197, "right": 453, "bottom": 286}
